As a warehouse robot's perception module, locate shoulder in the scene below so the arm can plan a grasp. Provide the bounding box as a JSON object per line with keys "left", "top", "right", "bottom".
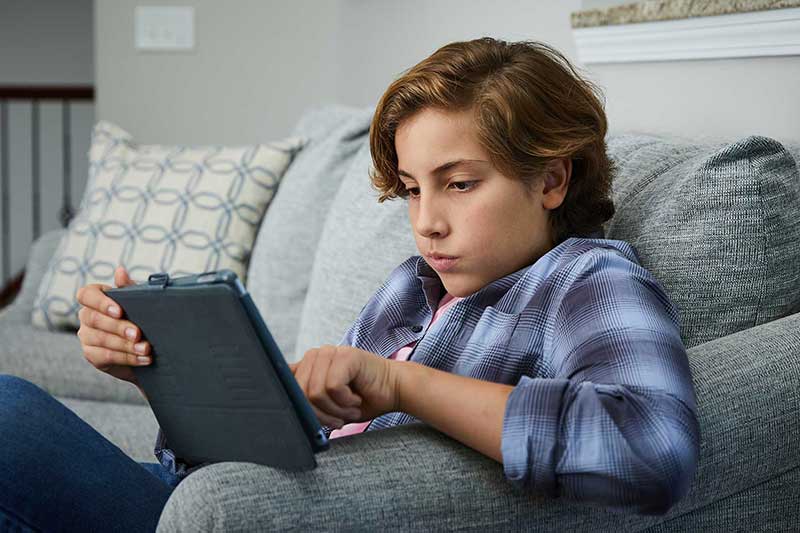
{"left": 512, "top": 237, "right": 648, "bottom": 295}
{"left": 548, "top": 238, "right": 681, "bottom": 331}
{"left": 537, "top": 237, "right": 658, "bottom": 291}
{"left": 552, "top": 237, "right": 642, "bottom": 276}
{"left": 509, "top": 237, "right": 678, "bottom": 321}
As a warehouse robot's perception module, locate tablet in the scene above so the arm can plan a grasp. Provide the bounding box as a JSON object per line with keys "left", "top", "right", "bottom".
{"left": 105, "top": 269, "right": 329, "bottom": 471}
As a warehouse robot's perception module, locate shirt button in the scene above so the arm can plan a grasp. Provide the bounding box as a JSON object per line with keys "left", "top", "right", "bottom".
{"left": 410, "top": 325, "right": 423, "bottom": 333}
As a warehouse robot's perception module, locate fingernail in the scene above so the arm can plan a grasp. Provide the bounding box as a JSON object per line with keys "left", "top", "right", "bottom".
{"left": 134, "top": 342, "right": 146, "bottom": 354}
{"left": 125, "top": 328, "right": 136, "bottom": 340}
{"left": 108, "top": 305, "right": 120, "bottom": 317}
{"left": 137, "top": 356, "right": 151, "bottom": 365}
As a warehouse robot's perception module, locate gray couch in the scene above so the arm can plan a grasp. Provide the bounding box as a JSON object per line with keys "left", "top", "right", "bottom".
{"left": 1, "top": 104, "right": 798, "bottom": 531}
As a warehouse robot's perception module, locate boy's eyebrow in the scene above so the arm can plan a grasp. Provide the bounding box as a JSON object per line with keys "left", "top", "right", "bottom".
{"left": 398, "top": 159, "right": 488, "bottom": 181}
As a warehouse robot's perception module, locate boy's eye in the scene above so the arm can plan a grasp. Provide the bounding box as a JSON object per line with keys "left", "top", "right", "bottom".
{"left": 450, "top": 181, "right": 476, "bottom": 192}
{"left": 403, "top": 181, "right": 477, "bottom": 199}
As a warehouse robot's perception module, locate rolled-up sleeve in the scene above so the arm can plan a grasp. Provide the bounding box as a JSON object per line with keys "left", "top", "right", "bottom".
{"left": 501, "top": 251, "right": 701, "bottom": 515}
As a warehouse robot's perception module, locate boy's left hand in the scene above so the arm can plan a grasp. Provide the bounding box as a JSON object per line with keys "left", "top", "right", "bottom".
{"left": 288, "top": 345, "right": 401, "bottom": 429}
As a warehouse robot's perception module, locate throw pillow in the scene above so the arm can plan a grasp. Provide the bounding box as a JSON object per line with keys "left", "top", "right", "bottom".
{"left": 31, "top": 120, "right": 304, "bottom": 331}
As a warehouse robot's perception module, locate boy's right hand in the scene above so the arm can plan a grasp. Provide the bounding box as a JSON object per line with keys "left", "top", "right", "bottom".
{"left": 76, "top": 266, "right": 151, "bottom": 393}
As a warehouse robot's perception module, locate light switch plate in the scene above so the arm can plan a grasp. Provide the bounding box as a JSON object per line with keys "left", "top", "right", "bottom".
{"left": 135, "top": 6, "right": 195, "bottom": 51}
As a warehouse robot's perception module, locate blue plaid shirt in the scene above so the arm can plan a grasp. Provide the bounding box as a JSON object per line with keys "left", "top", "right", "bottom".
{"left": 156, "top": 235, "right": 700, "bottom": 514}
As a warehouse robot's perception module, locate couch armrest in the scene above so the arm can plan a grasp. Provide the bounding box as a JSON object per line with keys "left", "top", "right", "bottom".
{"left": 0, "top": 228, "right": 65, "bottom": 324}
{"left": 156, "top": 312, "right": 800, "bottom": 532}
{"left": 668, "top": 309, "right": 800, "bottom": 511}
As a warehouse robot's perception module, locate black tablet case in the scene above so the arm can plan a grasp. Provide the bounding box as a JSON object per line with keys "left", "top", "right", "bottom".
{"left": 107, "top": 280, "right": 321, "bottom": 471}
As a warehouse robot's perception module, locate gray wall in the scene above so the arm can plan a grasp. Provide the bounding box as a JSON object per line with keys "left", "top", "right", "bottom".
{"left": 0, "top": 0, "right": 94, "bottom": 84}
{"left": 95, "top": 0, "right": 800, "bottom": 144}
{"left": 0, "top": 0, "right": 93, "bottom": 285}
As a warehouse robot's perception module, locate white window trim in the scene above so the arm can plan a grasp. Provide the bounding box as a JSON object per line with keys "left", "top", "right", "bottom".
{"left": 573, "top": 7, "right": 800, "bottom": 64}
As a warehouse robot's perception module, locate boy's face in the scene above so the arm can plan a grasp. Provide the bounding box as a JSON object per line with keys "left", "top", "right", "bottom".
{"left": 395, "top": 107, "right": 571, "bottom": 298}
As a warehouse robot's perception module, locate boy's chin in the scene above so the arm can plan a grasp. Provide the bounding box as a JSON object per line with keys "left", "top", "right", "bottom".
{"left": 440, "top": 276, "right": 482, "bottom": 299}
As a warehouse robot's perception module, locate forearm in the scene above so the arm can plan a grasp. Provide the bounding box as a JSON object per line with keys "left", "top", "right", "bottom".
{"left": 394, "top": 360, "right": 514, "bottom": 463}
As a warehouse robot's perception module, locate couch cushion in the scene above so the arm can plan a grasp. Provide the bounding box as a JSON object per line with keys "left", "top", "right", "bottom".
{"left": 296, "top": 132, "right": 800, "bottom": 354}
{"left": 247, "top": 105, "right": 373, "bottom": 362}
{"left": 56, "top": 395, "right": 159, "bottom": 462}
{"left": 294, "top": 141, "right": 417, "bottom": 358}
{"left": 31, "top": 120, "right": 303, "bottom": 331}
{"left": 605, "top": 134, "right": 800, "bottom": 348}
{"left": 0, "top": 228, "right": 145, "bottom": 404}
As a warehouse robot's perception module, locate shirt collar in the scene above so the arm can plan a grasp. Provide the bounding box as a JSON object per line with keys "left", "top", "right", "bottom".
{"left": 410, "top": 230, "right": 606, "bottom": 311}
{"left": 413, "top": 255, "right": 531, "bottom": 311}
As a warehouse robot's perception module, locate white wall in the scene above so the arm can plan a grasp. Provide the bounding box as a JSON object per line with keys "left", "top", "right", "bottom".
{"left": 95, "top": 0, "right": 584, "bottom": 143}
{"left": 577, "top": 0, "right": 800, "bottom": 142}
{"left": 336, "top": 0, "right": 582, "bottom": 109}
{"left": 94, "top": 0, "right": 342, "bottom": 145}
{"left": 95, "top": 0, "right": 800, "bottom": 145}
{"left": 588, "top": 56, "right": 800, "bottom": 142}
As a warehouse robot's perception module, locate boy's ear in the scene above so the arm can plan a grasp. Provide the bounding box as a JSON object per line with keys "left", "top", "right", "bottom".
{"left": 543, "top": 158, "right": 571, "bottom": 189}
{"left": 542, "top": 158, "right": 571, "bottom": 209}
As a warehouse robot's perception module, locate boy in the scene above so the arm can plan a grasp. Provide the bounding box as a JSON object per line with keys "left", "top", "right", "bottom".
{"left": 286, "top": 37, "right": 700, "bottom": 515}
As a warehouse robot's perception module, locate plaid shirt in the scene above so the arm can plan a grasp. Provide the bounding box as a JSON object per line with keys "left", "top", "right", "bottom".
{"left": 156, "top": 235, "right": 700, "bottom": 514}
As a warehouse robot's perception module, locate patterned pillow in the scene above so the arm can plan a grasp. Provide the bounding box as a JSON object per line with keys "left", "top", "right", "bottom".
{"left": 32, "top": 120, "right": 304, "bottom": 331}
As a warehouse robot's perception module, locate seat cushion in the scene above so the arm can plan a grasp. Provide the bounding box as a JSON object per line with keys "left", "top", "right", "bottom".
{"left": 56, "top": 395, "right": 159, "bottom": 462}
{"left": 0, "top": 228, "right": 145, "bottom": 404}
{"left": 605, "top": 134, "right": 800, "bottom": 348}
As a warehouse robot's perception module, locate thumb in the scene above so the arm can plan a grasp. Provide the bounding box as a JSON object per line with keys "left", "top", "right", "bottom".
{"left": 114, "top": 266, "right": 135, "bottom": 288}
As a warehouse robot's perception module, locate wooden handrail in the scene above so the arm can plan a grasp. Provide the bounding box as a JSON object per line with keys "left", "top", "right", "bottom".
{"left": 0, "top": 269, "right": 24, "bottom": 310}
{"left": 0, "top": 85, "right": 94, "bottom": 300}
{"left": 0, "top": 85, "right": 94, "bottom": 100}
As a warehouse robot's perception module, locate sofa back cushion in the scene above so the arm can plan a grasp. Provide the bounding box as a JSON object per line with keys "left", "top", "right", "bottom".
{"left": 604, "top": 134, "right": 800, "bottom": 348}
{"left": 293, "top": 141, "right": 418, "bottom": 361}
{"left": 295, "top": 130, "right": 800, "bottom": 356}
{"left": 247, "top": 105, "right": 373, "bottom": 361}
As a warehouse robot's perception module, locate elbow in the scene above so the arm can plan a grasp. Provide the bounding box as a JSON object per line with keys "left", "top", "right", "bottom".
{"left": 623, "top": 391, "right": 702, "bottom": 516}
{"left": 630, "top": 429, "right": 700, "bottom": 516}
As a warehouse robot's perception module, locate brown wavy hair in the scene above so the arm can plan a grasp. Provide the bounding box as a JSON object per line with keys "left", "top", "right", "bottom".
{"left": 369, "top": 37, "right": 616, "bottom": 245}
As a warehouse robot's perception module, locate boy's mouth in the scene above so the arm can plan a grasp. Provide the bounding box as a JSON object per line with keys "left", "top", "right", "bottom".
{"left": 426, "top": 254, "right": 459, "bottom": 272}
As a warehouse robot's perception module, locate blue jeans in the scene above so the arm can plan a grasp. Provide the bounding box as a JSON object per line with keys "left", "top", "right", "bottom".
{"left": 0, "top": 374, "right": 181, "bottom": 532}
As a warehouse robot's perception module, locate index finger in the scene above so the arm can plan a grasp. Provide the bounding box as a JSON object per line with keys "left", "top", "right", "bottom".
{"left": 76, "top": 284, "right": 123, "bottom": 318}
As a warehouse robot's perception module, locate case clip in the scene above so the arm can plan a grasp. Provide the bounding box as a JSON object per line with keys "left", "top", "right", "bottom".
{"left": 148, "top": 272, "right": 169, "bottom": 289}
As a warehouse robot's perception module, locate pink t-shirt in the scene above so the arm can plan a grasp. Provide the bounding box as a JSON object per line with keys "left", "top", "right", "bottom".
{"left": 329, "top": 291, "right": 463, "bottom": 439}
